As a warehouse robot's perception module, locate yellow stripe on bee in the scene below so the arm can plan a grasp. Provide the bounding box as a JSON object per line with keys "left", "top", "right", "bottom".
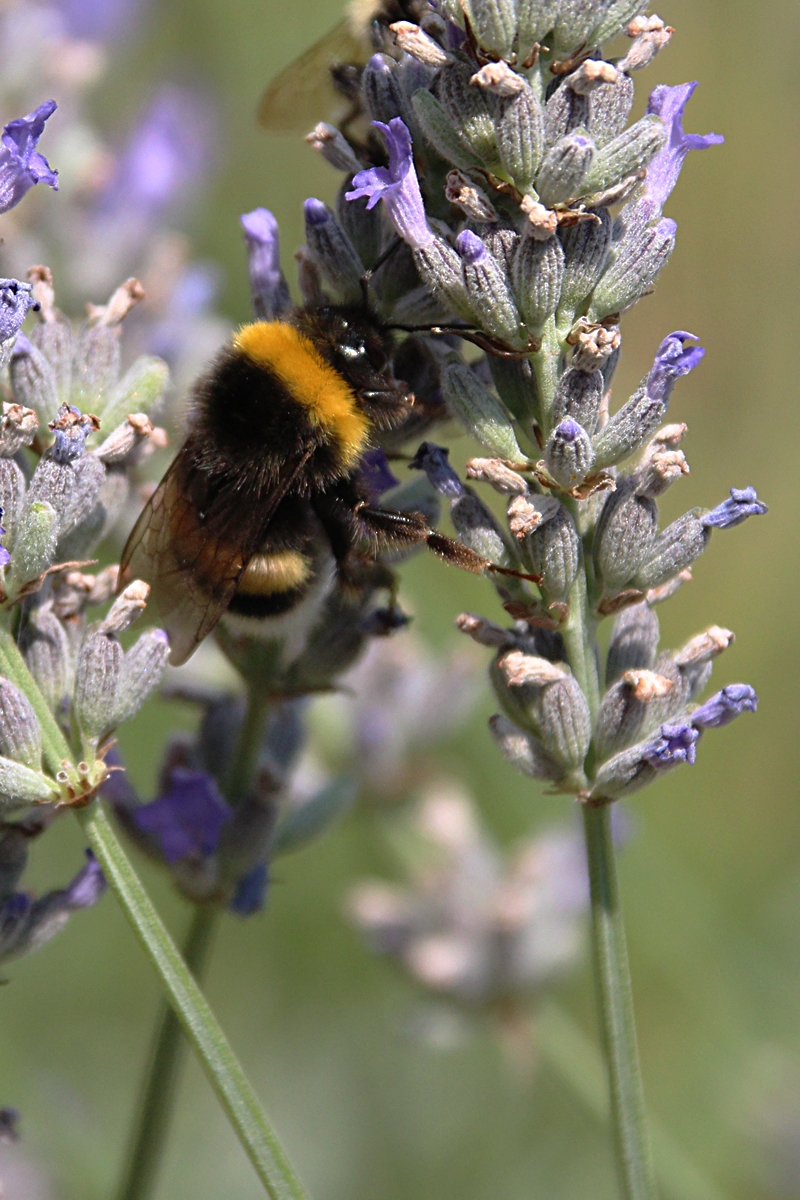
{"left": 234, "top": 322, "right": 370, "bottom": 469}
{"left": 237, "top": 549, "right": 311, "bottom": 596}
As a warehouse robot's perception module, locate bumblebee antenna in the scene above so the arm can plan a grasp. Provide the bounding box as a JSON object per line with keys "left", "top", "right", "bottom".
{"left": 360, "top": 236, "right": 403, "bottom": 308}
{"left": 386, "top": 322, "right": 539, "bottom": 359}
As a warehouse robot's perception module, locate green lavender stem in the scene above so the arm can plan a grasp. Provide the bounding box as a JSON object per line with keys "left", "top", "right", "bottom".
{"left": 114, "top": 684, "right": 277, "bottom": 1199}
{"left": 115, "top": 905, "right": 219, "bottom": 1200}
{"left": 78, "top": 801, "right": 308, "bottom": 1200}
{"left": 562, "top": 565, "right": 658, "bottom": 1200}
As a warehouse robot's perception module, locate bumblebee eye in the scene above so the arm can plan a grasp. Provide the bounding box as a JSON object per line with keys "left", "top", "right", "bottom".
{"left": 366, "top": 341, "right": 388, "bottom": 372}
{"left": 340, "top": 339, "right": 367, "bottom": 361}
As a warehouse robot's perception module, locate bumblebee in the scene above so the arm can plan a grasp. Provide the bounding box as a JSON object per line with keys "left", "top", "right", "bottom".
{"left": 119, "top": 304, "right": 506, "bottom": 666}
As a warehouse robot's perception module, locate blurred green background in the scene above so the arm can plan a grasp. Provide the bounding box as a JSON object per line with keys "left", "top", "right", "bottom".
{"left": 2, "top": 0, "right": 799, "bottom": 1197}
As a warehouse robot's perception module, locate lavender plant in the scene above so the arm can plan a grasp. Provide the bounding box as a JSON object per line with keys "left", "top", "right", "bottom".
{"left": 280, "top": 2, "right": 765, "bottom": 1195}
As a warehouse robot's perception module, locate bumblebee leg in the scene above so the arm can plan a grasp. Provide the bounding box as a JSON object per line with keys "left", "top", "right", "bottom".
{"left": 355, "top": 505, "right": 541, "bottom": 583}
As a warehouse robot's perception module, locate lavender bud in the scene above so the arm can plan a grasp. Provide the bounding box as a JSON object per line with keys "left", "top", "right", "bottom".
{"left": 488, "top": 713, "right": 561, "bottom": 781}
{"left": 516, "top": 0, "right": 559, "bottom": 51}
{"left": 675, "top": 626, "right": 735, "bottom": 670}
{"left": 0, "top": 759, "right": 56, "bottom": 807}
{"left": 700, "top": 486, "right": 768, "bottom": 529}
{"left": 336, "top": 187, "right": 383, "bottom": 272}
{"left": 488, "top": 356, "right": 540, "bottom": 425}
{"left": 494, "top": 81, "right": 544, "bottom": 189}
{"left": 72, "top": 323, "right": 121, "bottom": 411}
{"left": 100, "top": 581, "right": 149, "bottom": 635}
{"left": 413, "top": 237, "right": 472, "bottom": 320}
{"left": 0, "top": 459, "right": 26, "bottom": 545}
{"left": 451, "top": 492, "right": 516, "bottom": 568}
{"left": 606, "top": 602, "right": 660, "bottom": 686}
{"left": 440, "top": 359, "right": 524, "bottom": 460}
{"left": 112, "top": 629, "right": 170, "bottom": 726}
{"left": 535, "top": 132, "right": 596, "bottom": 207}
{"left": 0, "top": 679, "right": 42, "bottom": 769}
{"left": 240, "top": 207, "right": 292, "bottom": 319}
{"left": 535, "top": 674, "right": 592, "bottom": 772}
{"left": 590, "top": 211, "right": 677, "bottom": 318}
{"left": 507, "top": 492, "right": 561, "bottom": 538}
{"left": 521, "top": 502, "right": 579, "bottom": 606}
{"left": 99, "top": 356, "right": 169, "bottom": 432}
{"left": 545, "top": 81, "right": 588, "bottom": 145}
{"left": 0, "top": 402, "right": 38, "bottom": 457}
{"left": 619, "top": 15, "right": 674, "bottom": 69}
{"left": 462, "top": 0, "right": 516, "bottom": 56}
{"left": 438, "top": 62, "right": 501, "bottom": 169}
{"left": 390, "top": 21, "right": 450, "bottom": 67}
{"left": 412, "top": 90, "right": 482, "bottom": 171}
{"left": 557, "top": 210, "right": 612, "bottom": 319}
{"left": 690, "top": 685, "right": 758, "bottom": 730}
{"left": 545, "top": 418, "right": 595, "bottom": 489}
{"left": 587, "top": 74, "right": 636, "bottom": 146}
{"left": 21, "top": 603, "right": 71, "bottom": 712}
{"left": 305, "top": 123, "right": 362, "bottom": 175}
{"left": 9, "top": 337, "right": 59, "bottom": 425}
{"left": 592, "top": 1, "right": 653, "bottom": 43}
{"left": 633, "top": 513, "right": 710, "bottom": 592}
{"left": 303, "top": 199, "right": 365, "bottom": 304}
{"left": 444, "top": 170, "right": 498, "bottom": 223}
{"left": 582, "top": 116, "right": 666, "bottom": 195}
{"left": 552, "top": 367, "right": 604, "bottom": 435}
{"left": 466, "top": 458, "right": 527, "bottom": 495}
{"left": 634, "top": 448, "right": 689, "bottom": 498}
{"left": 456, "top": 612, "right": 513, "bottom": 648}
{"left": 594, "top": 485, "right": 658, "bottom": 595}
{"left": 361, "top": 54, "right": 404, "bottom": 124}
{"left": 592, "top": 386, "right": 666, "bottom": 471}
{"left": 644, "top": 722, "right": 699, "bottom": 767}
{"left": 511, "top": 234, "right": 565, "bottom": 335}
{"left": 594, "top": 669, "right": 674, "bottom": 759}
{"left": 569, "top": 61, "right": 621, "bottom": 95}
{"left": 10, "top": 501, "right": 58, "bottom": 584}
{"left": 455, "top": 230, "right": 526, "bottom": 347}
{"left": 74, "top": 629, "right": 123, "bottom": 746}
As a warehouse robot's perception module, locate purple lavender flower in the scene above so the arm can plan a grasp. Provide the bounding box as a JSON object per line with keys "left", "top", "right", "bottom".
{"left": 408, "top": 442, "right": 466, "bottom": 498}
{"left": 230, "top": 862, "right": 268, "bottom": 916}
{"left": 700, "top": 487, "right": 768, "bottom": 529}
{"left": 52, "top": 0, "right": 149, "bottom": 41}
{"left": 358, "top": 448, "right": 399, "bottom": 503}
{"left": 0, "top": 101, "right": 58, "bottom": 214}
{"left": 241, "top": 207, "right": 290, "bottom": 319}
{"left": 132, "top": 769, "right": 231, "bottom": 864}
{"left": 646, "top": 331, "right": 705, "bottom": 404}
{"left": 98, "top": 85, "right": 212, "bottom": 218}
{"left": 645, "top": 83, "right": 723, "bottom": 212}
{"left": 455, "top": 230, "right": 487, "bottom": 265}
{"left": 48, "top": 405, "right": 97, "bottom": 463}
{"left": 644, "top": 723, "right": 699, "bottom": 767}
{"left": 0, "top": 507, "right": 9, "bottom": 570}
{"left": 62, "top": 850, "right": 107, "bottom": 908}
{"left": 691, "top": 685, "right": 758, "bottom": 730}
{"left": 0, "top": 280, "right": 38, "bottom": 345}
{"left": 346, "top": 117, "right": 433, "bottom": 250}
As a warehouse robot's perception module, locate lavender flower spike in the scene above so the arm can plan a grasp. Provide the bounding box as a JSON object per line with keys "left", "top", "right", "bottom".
{"left": 691, "top": 684, "right": 758, "bottom": 730}
{"left": 643, "top": 723, "right": 700, "bottom": 767}
{"left": 700, "top": 486, "right": 768, "bottom": 529}
{"left": 346, "top": 117, "right": 433, "bottom": 250}
{"left": 645, "top": 83, "right": 723, "bottom": 212}
{"left": 132, "top": 769, "right": 231, "bottom": 864}
{"left": 241, "top": 207, "right": 291, "bottom": 319}
{"left": 0, "top": 100, "right": 58, "bottom": 214}
{"left": 647, "top": 331, "right": 705, "bottom": 405}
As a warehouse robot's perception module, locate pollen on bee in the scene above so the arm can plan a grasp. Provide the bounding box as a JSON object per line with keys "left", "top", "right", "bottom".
{"left": 236, "top": 549, "right": 312, "bottom": 596}
{"left": 235, "top": 322, "right": 370, "bottom": 467}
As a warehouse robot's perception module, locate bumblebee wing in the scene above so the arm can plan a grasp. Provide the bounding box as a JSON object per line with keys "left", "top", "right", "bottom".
{"left": 258, "top": 20, "right": 365, "bottom": 133}
{"left": 120, "top": 448, "right": 314, "bottom": 666}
